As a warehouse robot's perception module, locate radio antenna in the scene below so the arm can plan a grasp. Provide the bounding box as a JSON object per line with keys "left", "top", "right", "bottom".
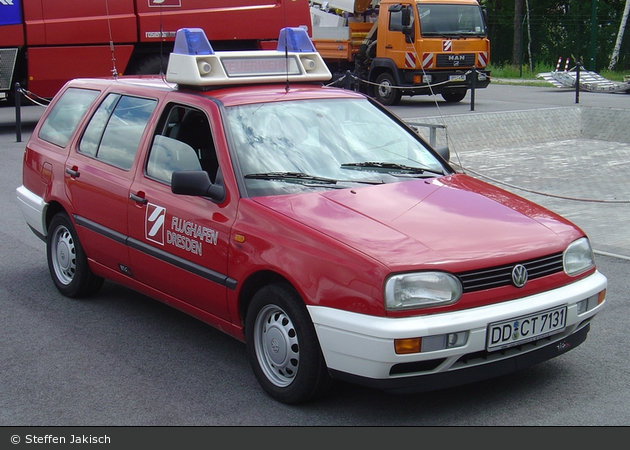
{"left": 159, "top": 5, "right": 165, "bottom": 76}
{"left": 105, "top": 0, "right": 118, "bottom": 79}
{"left": 283, "top": 1, "right": 290, "bottom": 92}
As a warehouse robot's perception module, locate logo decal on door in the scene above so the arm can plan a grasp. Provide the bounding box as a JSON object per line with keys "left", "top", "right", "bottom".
{"left": 146, "top": 203, "right": 166, "bottom": 245}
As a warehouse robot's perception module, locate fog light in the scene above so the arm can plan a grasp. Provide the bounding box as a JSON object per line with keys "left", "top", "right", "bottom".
{"left": 396, "top": 331, "right": 470, "bottom": 354}
{"left": 447, "top": 331, "right": 468, "bottom": 348}
{"left": 422, "top": 74, "right": 432, "bottom": 84}
{"left": 477, "top": 72, "right": 487, "bottom": 81}
{"left": 577, "top": 299, "right": 588, "bottom": 315}
{"left": 577, "top": 290, "right": 606, "bottom": 315}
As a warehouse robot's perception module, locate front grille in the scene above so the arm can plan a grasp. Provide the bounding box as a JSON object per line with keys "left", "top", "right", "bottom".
{"left": 0, "top": 48, "right": 19, "bottom": 91}
{"left": 436, "top": 53, "right": 475, "bottom": 68}
{"left": 457, "top": 252, "right": 564, "bottom": 292}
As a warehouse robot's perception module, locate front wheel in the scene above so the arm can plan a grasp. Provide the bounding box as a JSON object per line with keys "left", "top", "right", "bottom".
{"left": 245, "top": 283, "right": 332, "bottom": 404}
{"left": 46, "top": 213, "right": 104, "bottom": 298}
{"left": 374, "top": 72, "right": 402, "bottom": 106}
{"left": 441, "top": 88, "right": 467, "bottom": 103}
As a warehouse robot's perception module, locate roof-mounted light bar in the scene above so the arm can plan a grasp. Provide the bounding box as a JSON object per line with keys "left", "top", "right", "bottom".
{"left": 166, "top": 27, "right": 331, "bottom": 87}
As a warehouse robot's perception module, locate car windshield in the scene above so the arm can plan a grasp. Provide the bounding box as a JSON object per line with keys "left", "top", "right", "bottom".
{"left": 225, "top": 98, "right": 446, "bottom": 196}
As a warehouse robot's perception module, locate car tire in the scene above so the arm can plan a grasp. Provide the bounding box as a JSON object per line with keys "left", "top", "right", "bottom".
{"left": 374, "top": 72, "right": 402, "bottom": 106}
{"left": 441, "top": 89, "right": 467, "bottom": 103}
{"left": 46, "top": 213, "right": 104, "bottom": 298}
{"left": 245, "top": 283, "right": 332, "bottom": 404}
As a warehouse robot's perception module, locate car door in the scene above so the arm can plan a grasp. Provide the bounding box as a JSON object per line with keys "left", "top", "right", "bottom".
{"left": 65, "top": 91, "right": 158, "bottom": 275}
{"left": 126, "top": 98, "right": 236, "bottom": 322}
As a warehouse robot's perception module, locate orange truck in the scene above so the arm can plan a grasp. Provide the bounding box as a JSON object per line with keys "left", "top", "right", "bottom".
{"left": 0, "top": 0, "right": 312, "bottom": 100}
{"left": 311, "top": 0, "right": 491, "bottom": 105}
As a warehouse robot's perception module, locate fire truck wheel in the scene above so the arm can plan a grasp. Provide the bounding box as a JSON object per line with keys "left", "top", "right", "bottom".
{"left": 245, "top": 282, "right": 332, "bottom": 404}
{"left": 441, "top": 89, "right": 467, "bottom": 103}
{"left": 46, "top": 213, "right": 104, "bottom": 298}
{"left": 375, "top": 73, "right": 402, "bottom": 106}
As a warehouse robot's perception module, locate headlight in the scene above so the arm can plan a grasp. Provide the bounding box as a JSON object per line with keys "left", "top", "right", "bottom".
{"left": 385, "top": 272, "right": 463, "bottom": 310}
{"left": 563, "top": 237, "right": 595, "bottom": 276}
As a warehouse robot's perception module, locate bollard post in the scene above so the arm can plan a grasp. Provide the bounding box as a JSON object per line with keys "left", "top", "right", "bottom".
{"left": 15, "top": 82, "right": 22, "bottom": 143}
{"left": 344, "top": 70, "right": 352, "bottom": 91}
{"left": 575, "top": 63, "right": 580, "bottom": 104}
{"left": 470, "top": 69, "right": 476, "bottom": 111}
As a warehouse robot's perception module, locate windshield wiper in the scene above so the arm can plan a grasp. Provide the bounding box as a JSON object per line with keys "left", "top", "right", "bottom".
{"left": 244, "top": 172, "right": 383, "bottom": 186}
{"left": 340, "top": 162, "right": 444, "bottom": 176}
{"left": 245, "top": 172, "right": 339, "bottom": 184}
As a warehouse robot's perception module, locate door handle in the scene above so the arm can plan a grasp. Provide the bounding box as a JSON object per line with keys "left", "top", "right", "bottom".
{"left": 129, "top": 192, "right": 148, "bottom": 205}
{"left": 65, "top": 167, "right": 80, "bottom": 178}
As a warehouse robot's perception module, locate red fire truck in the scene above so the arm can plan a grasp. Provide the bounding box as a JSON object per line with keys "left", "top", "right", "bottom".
{"left": 0, "top": 0, "right": 312, "bottom": 100}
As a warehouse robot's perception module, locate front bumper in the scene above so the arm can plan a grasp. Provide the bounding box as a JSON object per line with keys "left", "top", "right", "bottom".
{"left": 308, "top": 271, "right": 606, "bottom": 392}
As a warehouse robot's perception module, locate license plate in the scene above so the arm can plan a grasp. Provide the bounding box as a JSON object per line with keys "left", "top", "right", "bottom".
{"left": 487, "top": 306, "right": 567, "bottom": 351}
{"left": 449, "top": 75, "right": 466, "bottom": 82}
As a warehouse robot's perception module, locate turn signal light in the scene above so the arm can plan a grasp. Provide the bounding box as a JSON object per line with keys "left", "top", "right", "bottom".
{"left": 395, "top": 338, "right": 422, "bottom": 354}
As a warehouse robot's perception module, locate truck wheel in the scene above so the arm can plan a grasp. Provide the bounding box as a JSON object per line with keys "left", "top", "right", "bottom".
{"left": 47, "top": 213, "right": 104, "bottom": 298}
{"left": 441, "top": 89, "right": 467, "bottom": 103}
{"left": 245, "top": 283, "right": 332, "bottom": 404}
{"left": 375, "top": 73, "right": 402, "bottom": 106}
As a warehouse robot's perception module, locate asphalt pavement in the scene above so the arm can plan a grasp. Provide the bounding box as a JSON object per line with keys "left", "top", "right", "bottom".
{"left": 0, "top": 82, "right": 629, "bottom": 428}
{"left": 2, "top": 81, "right": 629, "bottom": 260}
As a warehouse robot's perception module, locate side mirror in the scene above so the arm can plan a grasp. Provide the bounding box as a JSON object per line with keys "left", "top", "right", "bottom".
{"left": 171, "top": 170, "right": 225, "bottom": 203}
{"left": 401, "top": 6, "right": 411, "bottom": 28}
{"left": 435, "top": 145, "right": 450, "bottom": 162}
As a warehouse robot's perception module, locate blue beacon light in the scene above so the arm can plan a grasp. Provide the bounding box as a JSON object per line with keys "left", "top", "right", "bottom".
{"left": 277, "top": 27, "right": 316, "bottom": 53}
{"left": 173, "top": 28, "right": 214, "bottom": 55}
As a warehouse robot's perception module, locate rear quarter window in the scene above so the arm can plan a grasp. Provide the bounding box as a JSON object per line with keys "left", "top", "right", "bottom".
{"left": 38, "top": 88, "right": 100, "bottom": 148}
{"left": 79, "top": 94, "right": 157, "bottom": 170}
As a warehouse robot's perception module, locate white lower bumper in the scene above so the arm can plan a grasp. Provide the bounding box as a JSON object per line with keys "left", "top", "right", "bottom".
{"left": 16, "top": 185, "right": 47, "bottom": 237}
{"left": 308, "top": 270, "right": 607, "bottom": 380}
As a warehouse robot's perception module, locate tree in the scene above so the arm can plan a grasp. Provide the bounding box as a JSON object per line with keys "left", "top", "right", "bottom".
{"left": 609, "top": 0, "right": 630, "bottom": 70}
{"left": 512, "top": 0, "right": 525, "bottom": 66}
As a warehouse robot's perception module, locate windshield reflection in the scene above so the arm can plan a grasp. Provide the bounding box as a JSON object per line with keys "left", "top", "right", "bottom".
{"left": 225, "top": 98, "right": 445, "bottom": 196}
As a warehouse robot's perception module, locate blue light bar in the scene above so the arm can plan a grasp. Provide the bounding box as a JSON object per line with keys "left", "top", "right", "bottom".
{"left": 277, "top": 27, "right": 316, "bottom": 53}
{"left": 173, "top": 28, "right": 214, "bottom": 55}
{"left": 166, "top": 27, "right": 331, "bottom": 86}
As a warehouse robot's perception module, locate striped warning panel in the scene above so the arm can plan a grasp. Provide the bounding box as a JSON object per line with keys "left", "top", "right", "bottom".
{"left": 422, "top": 53, "right": 433, "bottom": 69}
{"left": 405, "top": 52, "right": 417, "bottom": 68}
{"left": 477, "top": 52, "right": 488, "bottom": 67}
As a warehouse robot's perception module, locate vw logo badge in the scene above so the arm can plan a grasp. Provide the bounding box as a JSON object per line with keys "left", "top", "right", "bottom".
{"left": 512, "top": 264, "right": 528, "bottom": 288}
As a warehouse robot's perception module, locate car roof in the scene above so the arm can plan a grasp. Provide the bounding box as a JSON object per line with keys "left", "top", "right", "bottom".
{"left": 65, "top": 76, "right": 366, "bottom": 108}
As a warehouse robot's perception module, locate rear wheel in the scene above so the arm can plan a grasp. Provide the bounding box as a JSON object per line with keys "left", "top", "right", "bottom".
{"left": 245, "top": 283, "right": 332, "bottom": 404}
{"left": 374, "top": 72, "right": 402, "bottom": 106}
{"left": 47, "top": 213, "right": 104, "bottom": 298}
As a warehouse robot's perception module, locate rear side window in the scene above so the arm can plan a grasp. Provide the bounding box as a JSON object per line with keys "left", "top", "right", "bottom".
{"left": 38, "top": 88, "right": 99, "bottom": 147}
{"left": 79, "top": 93, "right": 157, "bottom": 170}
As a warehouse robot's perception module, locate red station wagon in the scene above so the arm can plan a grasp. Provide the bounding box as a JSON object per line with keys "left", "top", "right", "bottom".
{"left": 16, "top": 27, "right": 607, "bottom": 404}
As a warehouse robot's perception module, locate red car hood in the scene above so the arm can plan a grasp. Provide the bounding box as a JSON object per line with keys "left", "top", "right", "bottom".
{"left": 252, "top": 174, "right": 583, "bottom": 272}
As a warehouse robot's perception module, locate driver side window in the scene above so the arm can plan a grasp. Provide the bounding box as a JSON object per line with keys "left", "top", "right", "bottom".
{"left": 146, "top": 104, "right": 219, "bottom": 185}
